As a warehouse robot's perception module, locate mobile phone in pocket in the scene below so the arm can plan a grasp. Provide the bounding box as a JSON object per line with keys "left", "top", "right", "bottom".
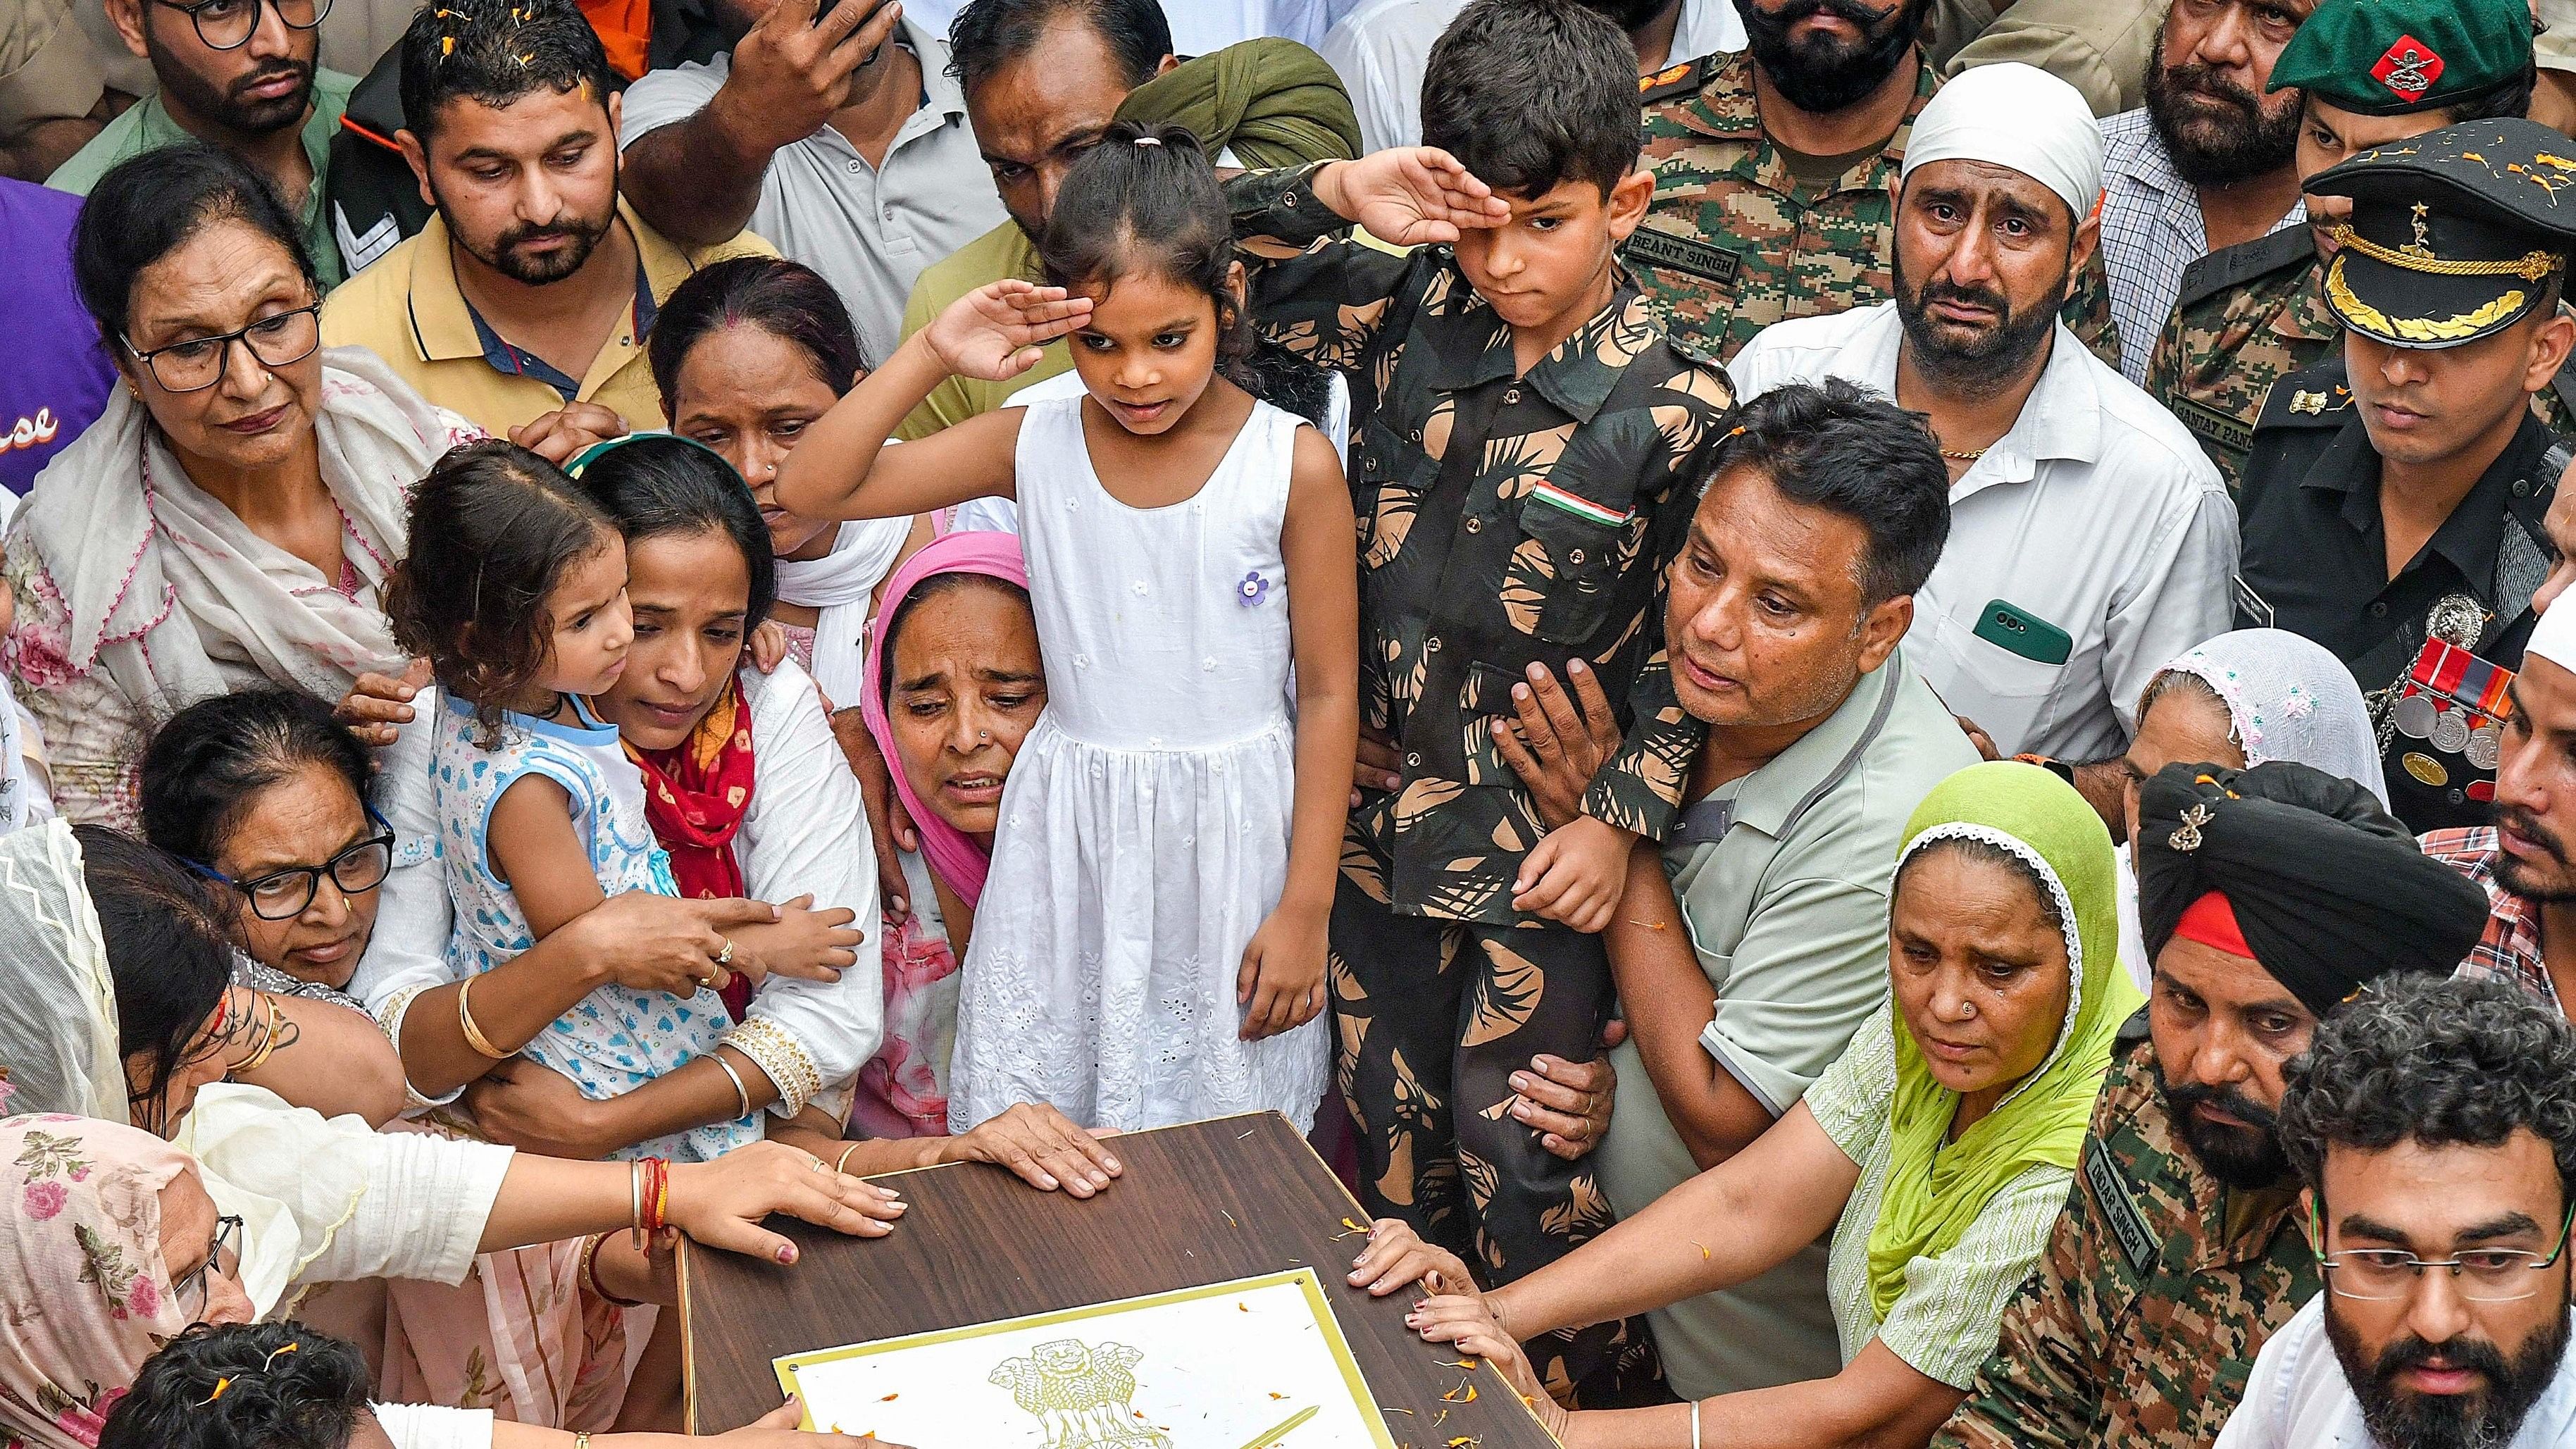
{"left": 1972, "top": 599, "right": 2073, "bottom": 666}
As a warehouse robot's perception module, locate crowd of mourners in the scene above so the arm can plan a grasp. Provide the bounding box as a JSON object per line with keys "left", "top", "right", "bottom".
{"left": 8, "top": 0, "right": 2576, "bottom": 1445}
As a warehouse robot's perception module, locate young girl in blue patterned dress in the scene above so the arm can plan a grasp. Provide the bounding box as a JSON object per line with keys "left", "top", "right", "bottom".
{"left": 389, "top": 440, "right": 759, "bottom": 1162}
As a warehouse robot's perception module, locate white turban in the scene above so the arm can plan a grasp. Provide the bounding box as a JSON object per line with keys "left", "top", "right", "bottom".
{"left": 2527, "top": 590, "right": 2576, "bottom": 673}
{"left": 1900, "top": 62, "right": 2105, "bottom": 223}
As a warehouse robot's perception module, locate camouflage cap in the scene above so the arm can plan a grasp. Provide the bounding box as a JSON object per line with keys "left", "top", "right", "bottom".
{"left": 2310, "top": 118, "right": 2576, "bottom": 348}
{"left": 2268, "top": 0, "right": 2535, "bottom": 115}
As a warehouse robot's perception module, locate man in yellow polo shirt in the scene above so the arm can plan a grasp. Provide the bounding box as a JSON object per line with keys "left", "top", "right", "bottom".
{"left": 321, "top": 0, "right": 769, "bottom": 444}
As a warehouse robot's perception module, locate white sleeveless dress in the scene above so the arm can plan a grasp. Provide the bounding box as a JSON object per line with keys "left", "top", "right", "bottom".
{"left": 948, "top": 394, "right": 1329, "bottom": 1133}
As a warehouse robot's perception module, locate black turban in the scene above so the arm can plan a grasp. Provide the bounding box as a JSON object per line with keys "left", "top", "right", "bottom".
{"left": 2134, "top": 761, "right": 2489, "bottom": 1016}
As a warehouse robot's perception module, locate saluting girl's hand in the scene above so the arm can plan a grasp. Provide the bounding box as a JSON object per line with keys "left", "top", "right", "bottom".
{"left": 921, "top": 280, "right": 1095, "bottom": 382}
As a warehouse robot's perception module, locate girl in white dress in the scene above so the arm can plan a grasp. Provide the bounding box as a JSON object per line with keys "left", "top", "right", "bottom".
{"left": 775, "top": 123, "right": 1360, "bottom": 1133}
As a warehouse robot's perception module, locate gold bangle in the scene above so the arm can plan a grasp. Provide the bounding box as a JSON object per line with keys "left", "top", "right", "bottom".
{"left": 575, "top": 1434, "right": 593, "bottom": 1449}
{"left": 230, "top": 994, "right": 285, "bottom": 1076}
{"left": 458, "top": 976, "right": 509, "bottom": 1059}
{"left": 833, "top": 1142, "right": 861, "bottom": 1176}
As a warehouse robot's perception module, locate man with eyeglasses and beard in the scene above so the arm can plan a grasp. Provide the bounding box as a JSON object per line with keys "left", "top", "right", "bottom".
{"left": 2099, "top": 0, "right": 2315, "bottom": 387}
{"left": 318, "top": 0, "right": 773, "bottom": 447}
{"left": 1727, "top": 63, "right": 2234, "bottom": 775}
{"left": 45, "top": 0, "right": 359, "bottom": 283}
{"left": 1629, "top": 0, "right": 2118, "bottom": 366}
{"left": 1935, "top": 759, "right": 2491, "bottom": 1449}
{"left": 2217, "top": 974, "right": 2576, "bottom": 1448}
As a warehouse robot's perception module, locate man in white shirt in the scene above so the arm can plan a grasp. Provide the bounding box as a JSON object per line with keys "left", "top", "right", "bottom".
{"left": 2098, "top": 0, "right": 2314, "bottom": 383}
{"left": 2219, "top": 974, "right": 2576, "bottom": 1449}
{"left": 616, "top": 0, "right": 1005, "bottom": 367}
{"left": 1321, "top": 0, "right": 1741, "bottom": 153}
{"left": 1728, "top": 61, "right": 2236, "bottom": 770}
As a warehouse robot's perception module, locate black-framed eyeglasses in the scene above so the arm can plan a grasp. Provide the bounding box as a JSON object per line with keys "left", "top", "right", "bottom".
{"left": 150, "top": 0, "right": 332, "bottom": 50}
{"left": 123, "top": 303, "right": 322, "bottom": 394}
{"left": 185, "top": 805, "right": 397, "bottom": 921}
{"left": 2312, "top": 1198, "right": 2576, "bottom": 1302}
{"left": 175, "top": 1214, "right": 244, "bottom": 1321}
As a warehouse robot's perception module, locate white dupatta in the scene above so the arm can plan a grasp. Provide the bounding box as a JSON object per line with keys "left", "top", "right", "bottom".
{"left": 774, "top": 517, "right": 910, "bottom": 709}
{"left": 17, "top": 347, "right": 465, "bottom": 713}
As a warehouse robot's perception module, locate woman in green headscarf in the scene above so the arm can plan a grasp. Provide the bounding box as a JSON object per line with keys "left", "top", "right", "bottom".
{"left": 1378, "top": 761, "right": 2139, "bottom": 1447}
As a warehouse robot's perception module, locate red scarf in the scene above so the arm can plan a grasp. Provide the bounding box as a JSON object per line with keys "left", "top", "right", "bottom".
{"left": 628, "top": 676, "right": 759, "bottom": 1020}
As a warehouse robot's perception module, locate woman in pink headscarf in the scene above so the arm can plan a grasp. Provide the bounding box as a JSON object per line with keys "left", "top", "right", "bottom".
{"left": 849, "top": 532, "right": 1045, "bottom": 1140}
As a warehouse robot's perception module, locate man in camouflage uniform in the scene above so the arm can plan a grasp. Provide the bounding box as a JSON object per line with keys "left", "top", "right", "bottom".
{"left": 1627, "top": 0, "right": 2118, "bottom": 366}
{"left": 1227, "top": 0, "right": 1732, "bottom": 1403}
{"left": 1936, "top": 761, "right": 2492, "bottom": 1449}
{"left": 2148, "top": 0, "right": 2551, "bottom": 489}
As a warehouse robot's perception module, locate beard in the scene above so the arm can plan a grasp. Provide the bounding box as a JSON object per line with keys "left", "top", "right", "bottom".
{"left": 2495, "top": 804, "right": 2576, "bottom": 903}
{"left": 144, "top": 30, "right": 313, "bottom": 138}
{"left": 438, "top": 168, "right": 619, "bottom": 286}
{"left": 2155, "top": 1062, "right": 2294, "bottom": 1190}
{"left": 2326, "top": 1298, "right": 2570, "bottom": 1449}
{"left": 1737, "top": 0, "right": 1927, "bottom": 114}
{"left": 1893, "top": 245, "right": 2066, "bottom": 398}
{"left": 2144, "top": 53, "right": 2303, "bottom": 189}
{"left": 1584, "top": 0, "right": 1682, "bottom": 29}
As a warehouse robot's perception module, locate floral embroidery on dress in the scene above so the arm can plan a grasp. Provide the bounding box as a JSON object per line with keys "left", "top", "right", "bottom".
{"left": 1235, "top": 570, "right": 1271, "bottom": 607}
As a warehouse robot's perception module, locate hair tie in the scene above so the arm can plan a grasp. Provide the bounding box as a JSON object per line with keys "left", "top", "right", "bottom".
{"left": 1134, "top": 136, "right": 1162, "bottom": 147}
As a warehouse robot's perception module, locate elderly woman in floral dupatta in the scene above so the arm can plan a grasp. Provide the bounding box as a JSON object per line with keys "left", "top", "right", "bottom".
{"left": 1361, "top": 762, "right": 2143, "bottom": 1448}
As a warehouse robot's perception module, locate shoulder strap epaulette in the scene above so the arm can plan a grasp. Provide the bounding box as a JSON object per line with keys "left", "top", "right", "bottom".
{"left": 2255, "top": 356, "right": 2356, "bottom": 431}
{"left": 2174, "top": 226, "right": 2315, "bottom": 316}
{"left": 1638, "top": 54, "right": 1715, "bottom": 106}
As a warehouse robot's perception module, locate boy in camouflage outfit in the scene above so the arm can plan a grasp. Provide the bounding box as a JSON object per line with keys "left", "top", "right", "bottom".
{"left": 1223, "top": 0, "right": 1733, "bottom": 1403}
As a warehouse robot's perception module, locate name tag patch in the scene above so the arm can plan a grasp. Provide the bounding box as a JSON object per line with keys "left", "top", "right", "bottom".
{"left": 2084, "top": 1147, "right": 2158, "bottom": 1274}
{"left": 2233, "top": 574, "right": 2276, "bottom": 629}
{"left": 1624, "top": 228, "right": 1742, "bottom": 290}
{"left": 2172, "top": 397, "right": 2253, "bottom": 457}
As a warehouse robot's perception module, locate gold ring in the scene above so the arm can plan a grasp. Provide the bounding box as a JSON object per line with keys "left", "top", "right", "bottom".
{"left": 714, "top": 938, "right": 736, "bottom": 968}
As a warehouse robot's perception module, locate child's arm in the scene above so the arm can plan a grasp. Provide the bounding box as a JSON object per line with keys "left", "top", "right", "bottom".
{"left": 461, "top": 1047, "right": 789, "bottom": 1159}
{"left": 486, "top": 775, "right": 611, "bottom": 940}
{"left": 771, "top": 280, "right": 1091, "bottom": 523}
{"left": 1226, "top": 151, "right": 1510, "bottom": 383}
{"left": 1237, "top": 428, "right": 1360, "bottom": 1041}
{"left": 1512, "top": 368, "right": 1729, "bottom": 933}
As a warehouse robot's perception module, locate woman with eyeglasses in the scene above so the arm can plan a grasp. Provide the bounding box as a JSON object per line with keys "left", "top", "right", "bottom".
{"left": 0, "top": 821, "right": 904, "bottom": 1449}
{"left": 3, "top": 144, "right": 480, "bottom": 830}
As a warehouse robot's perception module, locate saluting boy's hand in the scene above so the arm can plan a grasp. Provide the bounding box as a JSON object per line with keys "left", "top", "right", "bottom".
{"left": 1312, "top": 149, "right": 1514, "bottom": 247}
{"left": 921, "top": 280, "right": 1095, "bottom": 381}
{"left": 1237, "top": 901, "right": 1329, "bottom": 1040}
{"left": 1512, "top": 814, "right": 1631, "bottom": 933}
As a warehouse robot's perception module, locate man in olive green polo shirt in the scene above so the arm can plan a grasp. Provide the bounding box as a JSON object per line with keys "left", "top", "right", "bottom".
{"left": 47, "top": 0, "right": 355, "bottom": 282}
{"left": 320, "top": 0, "right": 769, "bottom": 441}
{"left": 1500, "top": 381, "right": 1976, "bottom": 1400}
